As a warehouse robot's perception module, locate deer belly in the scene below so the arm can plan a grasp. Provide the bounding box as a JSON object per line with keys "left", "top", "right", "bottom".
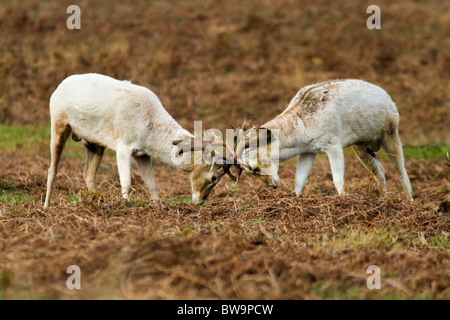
{"left": 68, "top": 120, "right": 116, "bottom": 150}
{"left": 340, "top": 120, "right": 385, "bottom": 148}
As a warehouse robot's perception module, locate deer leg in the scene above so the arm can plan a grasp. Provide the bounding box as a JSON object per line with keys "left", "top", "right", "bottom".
{"left": 44, "top": 120, "right": 71, "bottom": 208}
{"left": 294, "top": 153, "right": 316, "bottom": 195}
{"left": 326, "top": 144, "right": 345, "bottom": 195}
{"left": 133, "top": 155, "right": 160, "bottom": 200}
{"left": 116, "top": 144, "right": 132, "bottom": 200}
{"left": 382, "top": 130, "right": 413, "bottom": 201}
{"left": 352, "top": 145, "right": 387, "bottom": 196}
{"left": 83, "top": 143, "right": 105, "bottom": 192}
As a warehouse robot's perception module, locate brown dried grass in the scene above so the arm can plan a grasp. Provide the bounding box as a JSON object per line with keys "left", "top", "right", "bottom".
{"left": 0, "top": 0, "right": 449, "bottom": 144}
{"left": 0, "top": 0, "right": 449, "bottom": 300}
{"left": 0, "top": 150, "right": 449, "bottom": 299}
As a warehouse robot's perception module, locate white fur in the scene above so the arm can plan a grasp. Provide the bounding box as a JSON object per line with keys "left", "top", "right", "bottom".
{"left": 245, "top": 79, "right": 413, "bottom": 200}
{"left": 44, "top": 73, "right": 201, "bottom": 208}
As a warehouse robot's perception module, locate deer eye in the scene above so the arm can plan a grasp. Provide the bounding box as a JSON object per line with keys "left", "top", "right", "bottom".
{"left": 250, "top": 167, "right": 260, "bottom": 174}
{"left": 211, "top": 176, "right": 217, "bottom": 183}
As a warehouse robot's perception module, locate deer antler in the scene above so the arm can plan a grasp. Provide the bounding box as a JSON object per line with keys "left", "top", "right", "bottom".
{"left": 207, "top": 131, "right": 243, "bottom": 182}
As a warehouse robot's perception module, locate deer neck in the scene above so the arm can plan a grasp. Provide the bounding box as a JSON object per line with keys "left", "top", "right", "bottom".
{"left": 263, "top": 113, "right": 309, "bottom": 162}
{"left": 144, "top": 114, "right": 194, "bottom": 172}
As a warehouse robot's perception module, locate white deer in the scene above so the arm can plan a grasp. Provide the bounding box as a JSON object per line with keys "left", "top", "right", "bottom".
{"left": 235, "top": 79, "right": 413, "bottom": 200}
{"left": 44, "top": 73, "right": 237, "bottom": 208}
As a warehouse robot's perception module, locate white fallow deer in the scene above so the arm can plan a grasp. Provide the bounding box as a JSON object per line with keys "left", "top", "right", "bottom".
{"left": 235, "top": 79, "right": 413, "bottom": 200}
{"left": 44, "top": 73, "right": 238, "bottom": 208}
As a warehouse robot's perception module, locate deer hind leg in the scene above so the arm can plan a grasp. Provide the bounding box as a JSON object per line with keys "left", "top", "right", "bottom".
{"left": 44, "top": 118, "right": 72, "bottom": 208}
{"left": 326, "top": 144, "right": 345, "bottom": 195}
{"left": 352, "top": 145, "right": 387, "bottom": 196}
{"left": 382, "top": 127, "right": 413, "bottom": 201}
{"left": 133, "top": 154, "right": 160, "bottom": 200}
{"left": 83, "top": 142, "right": 105, "bottom": 193}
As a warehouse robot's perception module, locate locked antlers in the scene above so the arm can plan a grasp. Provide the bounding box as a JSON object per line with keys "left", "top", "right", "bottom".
{"left": 234, "top": 116, "right": 273, "bottom": 167}
{"left": 172, "top": 133, "right": 242, "bottom": 182}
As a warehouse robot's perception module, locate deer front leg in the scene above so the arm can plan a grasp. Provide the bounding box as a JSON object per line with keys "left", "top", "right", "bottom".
{"left": 326, "top": 144, "right": 345, "bottom": 195}
{"left": 294, "top": 153, "right": 316, "bottom": 195}
{"left": 116, "top": 144, "right": 132, "bottom": 200}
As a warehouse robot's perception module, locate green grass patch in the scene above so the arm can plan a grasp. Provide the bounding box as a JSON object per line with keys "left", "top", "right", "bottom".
{"left": 430, "top": 234, "right": 450, "bottom": 249}
{"left": 280, "top": 146, "right": 450, "bottom": 162}
{"left": 205, "top": 221, "right": 221, "bottom": 233}
{"left": 309, "top": 228, "right": 405, "bottom": 250}
{"left": 403, "top": 145, "right": 450, "bottom": 159}
{"left": 337, "top": 286, "right": 361, "bottom": 300}
{"left": 0, "top": 179, "right": 34, "bottom": 205}
{"left": 251, "top": 217, "right": 265, "bottom": 224}
{"left": 0, "top": 192, "right": 34, "bottom": 205}
{"left": 66, "top": 194, "right": 81, "bottom": 203}
{"left": 0, "top": 123, "right": 51, "bottom": 151}
{"left": 164, "top": 197, "right": 193, "bottom": 205}
{"left": 0, "top": 123, "right": 89, "bottom": 159}
{"left": 441, "top": 186, "right": 450, "bottom": 194}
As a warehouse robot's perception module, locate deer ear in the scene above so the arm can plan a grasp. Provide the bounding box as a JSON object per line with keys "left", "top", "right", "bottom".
{"left": 172, "top": 137, "right": 195, "bottom": 156}
{"left": 173, "top": 139, "right": 185, "bottom": 156}
{"left": 172, "top": 139, "right": 183, "bottom": 146}
{"left": 241, "top": 116, "right": 261, "bottom": 131}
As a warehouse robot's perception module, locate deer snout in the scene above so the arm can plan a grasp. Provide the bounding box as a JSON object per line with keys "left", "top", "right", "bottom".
{"left": 192, "top": 192, "right": 201, "bottom": 205}
{"left": 270, "top": 175, "right": 280, "bottom": 189}
{"left": 261, "top": 175, "right": 279, "bottom": 189}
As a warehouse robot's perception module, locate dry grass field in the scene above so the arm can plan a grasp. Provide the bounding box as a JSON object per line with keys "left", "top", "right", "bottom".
{"left": 0, "top": 0, "right": 449, "bottom": 299}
